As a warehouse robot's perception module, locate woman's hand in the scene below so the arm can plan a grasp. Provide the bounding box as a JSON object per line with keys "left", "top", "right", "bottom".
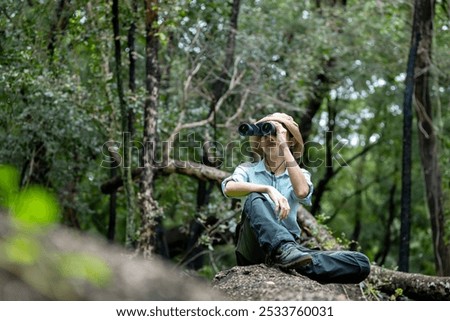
{"left": 272, "top": 121, "right": 289, "bottom": 147}
{"left": 266, "top": 186, "right": 290, "bottom": 220}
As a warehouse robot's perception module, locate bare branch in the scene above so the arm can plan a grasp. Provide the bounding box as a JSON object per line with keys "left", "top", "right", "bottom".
{"left": 166, "top": 65, "right": 245, "bottom": 149}
{"left": 223, "top": 88, "right": 250, "bottom": 128}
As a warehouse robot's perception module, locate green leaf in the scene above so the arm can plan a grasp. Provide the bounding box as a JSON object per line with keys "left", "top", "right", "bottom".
{"left": 11, "top": 187, "right": 59, "bottom": 226}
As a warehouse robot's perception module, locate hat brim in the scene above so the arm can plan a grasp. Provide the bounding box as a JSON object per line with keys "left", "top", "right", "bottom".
{"left": 248, "top": 113, "right": 304, "bottom": 160}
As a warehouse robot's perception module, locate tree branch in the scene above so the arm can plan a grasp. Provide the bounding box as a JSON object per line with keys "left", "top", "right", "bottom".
{"left": 100, "top": 159, "right": 231, "bottom": 194}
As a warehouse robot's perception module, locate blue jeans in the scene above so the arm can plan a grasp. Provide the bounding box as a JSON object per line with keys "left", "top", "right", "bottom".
{"left": 295, "top": 246, "right": 371, "bottom": 284}
{"left": 235, "top": 193, "right": 371, "bottom": 284}
{"left": 239, "top": 192, "right": 298, "bottom": 256}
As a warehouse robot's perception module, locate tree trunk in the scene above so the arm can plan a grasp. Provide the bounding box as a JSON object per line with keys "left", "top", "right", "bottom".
{"left": 296, "top": 58, "right": 335, "bottom": 143}
{"left": 351, "top": 157, "right": 364, "bottom": 244}
{"left": 308, "top": 103, "right": 377, "bottom": 217}
{"left": 374, "top": 182, "right": 397, "bottom": 266}
{"left": 310, "top": 99, "right": 336, "bottom": 216}
{"left": 413, "top": 0, "right": 448, "bottom": 276}
{"left": 127, "top": 0, "right": 138, "bottom": 138}
{"left": 399, "top": 0, "right": 421, "bottom": 272}
{"left": 107, "top": 164, "right": 117, "bottom": 242}
{"left": 138, "top": 0, "right": 160, "bottom": 258}
{"left": 111, "top": 0, "right": 138, "bottom": 248}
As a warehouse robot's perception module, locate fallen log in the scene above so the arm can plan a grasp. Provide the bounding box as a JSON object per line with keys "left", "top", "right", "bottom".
{"left": 297, "top": 207, "right": 450, "bottom": 301}
{"left": 0, "top": 213, "right": 224, "bottom": 300}
{"left": 100, "top": 159, "right": 230, "bottom": 194}
{"left": 368, "top": 265, "right": 450, "bottom": 301}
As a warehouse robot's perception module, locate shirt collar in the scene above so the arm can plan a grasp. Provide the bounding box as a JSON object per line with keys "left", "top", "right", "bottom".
{"left": 255, "top": 159, "right": 267, "bottom": 173}
{"left": 256, "top": 159, "right": 288, "bottom": 176}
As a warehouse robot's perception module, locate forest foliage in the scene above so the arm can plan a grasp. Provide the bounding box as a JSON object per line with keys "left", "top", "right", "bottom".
{"left": 0, "top": 0, "right": 449, "bottom": 278}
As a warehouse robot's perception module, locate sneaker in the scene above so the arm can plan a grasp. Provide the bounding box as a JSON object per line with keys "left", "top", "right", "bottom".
{"left": 273, "top": 242, "right": 312, "bottom": 269}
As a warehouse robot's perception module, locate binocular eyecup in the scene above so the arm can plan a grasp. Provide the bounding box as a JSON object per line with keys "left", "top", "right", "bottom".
{"left": 238, "top": 122, "right": 276, "bottom": 136}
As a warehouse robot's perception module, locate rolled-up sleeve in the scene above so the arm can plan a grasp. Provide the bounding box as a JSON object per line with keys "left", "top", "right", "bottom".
{"left": 221, "top": 165, "right": 249, "bottom": 197}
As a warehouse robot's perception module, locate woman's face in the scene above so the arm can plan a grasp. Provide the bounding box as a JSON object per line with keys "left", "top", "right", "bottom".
{"left": 259, "top": 123, "right": 292, "bottom": 159}
{"left": 260, "top": 134, "right": 277, "bottom": 157}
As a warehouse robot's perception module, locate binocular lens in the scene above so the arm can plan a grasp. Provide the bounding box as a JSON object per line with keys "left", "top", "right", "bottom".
{"left": 238, "top": 123, "right": 255, "bottom": 136}
{"left": 261, "top": 122, "right": 275, "bottom": 135}
{"left": 238, "top": 122, "right": 276, "bottom": 136}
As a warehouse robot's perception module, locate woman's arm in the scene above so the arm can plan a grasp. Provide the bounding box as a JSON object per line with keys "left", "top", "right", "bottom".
{"left": 272, "top": 122, "right": 310, "bottom": 199}
{"left": 223, "top": 181, "right": 270, "bottom": 198}
{"left": 223, "top": 181, "right": 291, "bottom": 219}
{"left": 282, "top": 145, "right": 310, "bottom": 199}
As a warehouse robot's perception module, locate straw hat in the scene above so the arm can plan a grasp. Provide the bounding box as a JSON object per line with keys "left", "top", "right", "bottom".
{"left": 248, "top": 112, "right": 304, "bottom": 160}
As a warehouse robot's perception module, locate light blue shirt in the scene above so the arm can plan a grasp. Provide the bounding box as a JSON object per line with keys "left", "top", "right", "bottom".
{"left": 221, "top": 159, "right": 313, "bottom": 238}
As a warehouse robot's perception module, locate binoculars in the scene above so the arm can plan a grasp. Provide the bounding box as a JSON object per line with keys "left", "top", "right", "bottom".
{"left": 238, "top": 122, "right": 276, "bottom": 136}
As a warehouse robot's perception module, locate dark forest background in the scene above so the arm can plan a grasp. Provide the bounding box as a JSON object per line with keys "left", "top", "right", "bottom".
{"left": 0, "top": 0, "right": 449, "bottom": 279}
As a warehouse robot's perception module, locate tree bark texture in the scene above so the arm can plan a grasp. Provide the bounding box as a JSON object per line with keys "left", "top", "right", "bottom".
{"left": 412, "top": 0, "right": 448, "bottom": 276}
{"left": 368, "top": 265, "right": 450, "bottom": 301}
{"left": 138, "top": 0, "right": 160, "bottom": 258}
{"left": 111, "top": 0, "right": 137, "bottom": 248}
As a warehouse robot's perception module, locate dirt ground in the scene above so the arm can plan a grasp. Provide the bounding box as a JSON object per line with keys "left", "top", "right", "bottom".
{"left": 213, "top": 264, "right": 369, "bottom": 301}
